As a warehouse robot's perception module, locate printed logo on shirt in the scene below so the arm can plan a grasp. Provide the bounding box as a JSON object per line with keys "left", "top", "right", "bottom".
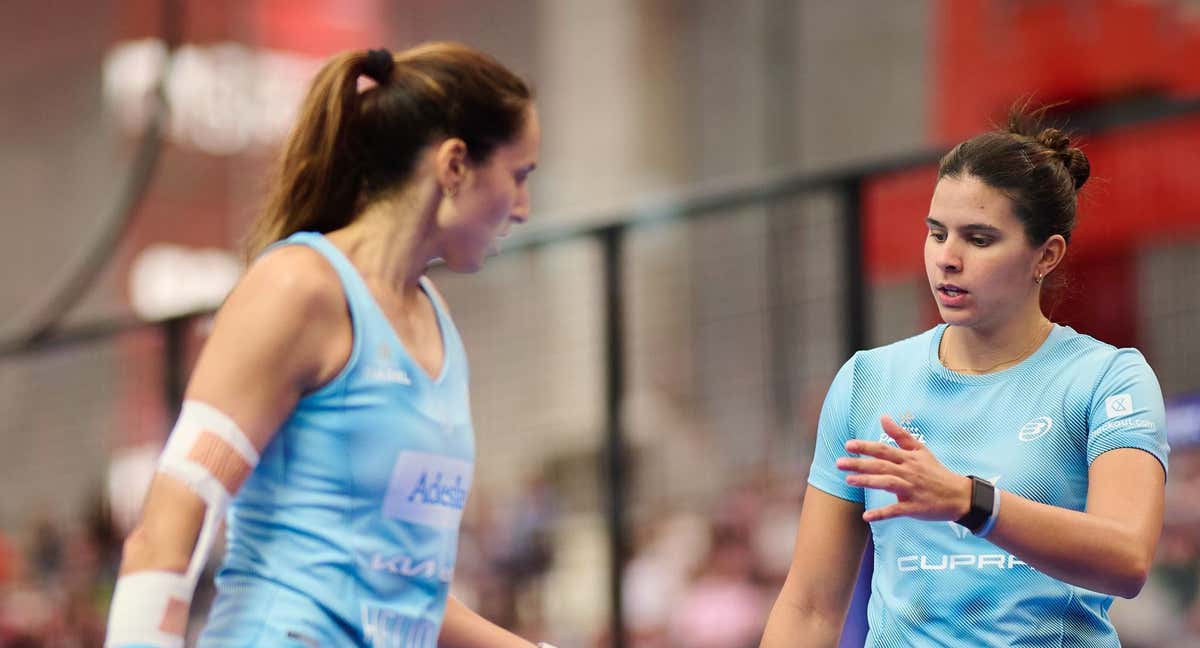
{"left": 357, "top": 551, "right": 454, "bottom": 584}
{"left": 381, "top": 451, "right": 473, "bottom": 528}
{"left": 365, "top": 365, "right": 412, "bottom": 385}
{"left": 1092, "top": 417, "right": 1157, "bottom": 436}
{"left": 365, "top": 343, "right": 412, "bottom": 385}
{"left": 880, "top": 412, "right": 926, "bottom": 445}
{"left": 948, "top": 522, "right": 971, "bottom": 540}
{"left": 1105, "top": 394, "right": 1134, "bottom": 420}
{"left": 1018, "top": 416, "right": 1053, "bottom": 442}
{"left": 362, "top": 604, "right": 439, "bottom": 648}
{"left": 897, "top": 553, "right": 1029, "bottom": 573}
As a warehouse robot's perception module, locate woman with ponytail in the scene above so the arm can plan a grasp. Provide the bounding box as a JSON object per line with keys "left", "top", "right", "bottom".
{"left": 105, "top": 43, "right": 554, "bottom": 648}
{"left": 760, "top": 108, "right": 1169, "bottom": 647}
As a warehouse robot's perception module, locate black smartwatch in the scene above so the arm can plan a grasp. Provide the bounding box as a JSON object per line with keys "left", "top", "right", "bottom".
{"left": 954, "top": 475, "right": 995, "bottom": 534}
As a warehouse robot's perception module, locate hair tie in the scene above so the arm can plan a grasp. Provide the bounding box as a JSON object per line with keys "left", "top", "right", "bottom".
{"left": 363, "top": 48, "right": 394, "bottom": 84}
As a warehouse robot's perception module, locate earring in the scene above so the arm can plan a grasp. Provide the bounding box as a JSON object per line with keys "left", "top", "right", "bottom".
{"left": 1034, "top": 272, "right": 1044, "bottom": 284}
{"left": 445, "top": 184, "right": 458, "bottom": 198}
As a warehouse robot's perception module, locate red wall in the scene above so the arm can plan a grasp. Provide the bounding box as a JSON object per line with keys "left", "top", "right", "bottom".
{"left": 865, "top": 0, "right": 1200, "bottom": 347}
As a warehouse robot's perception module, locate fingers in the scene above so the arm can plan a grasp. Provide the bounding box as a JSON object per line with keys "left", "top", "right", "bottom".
{"left": 844, "top": 440, "right": 906, "bottom": 463}
{"left": 880, "top": 416, "right": 923, "bottom": 451}
{"left": 836, "top": 456, "right": 900, "bottom": 475}
{"left": 862, "top": 503, "right": 910, "bottom": 523}
{"left": 838, "top": 454, "right": 912, "bottom": 497}
{"left": 845, "top": 474, "right": 911, "bottom": 497}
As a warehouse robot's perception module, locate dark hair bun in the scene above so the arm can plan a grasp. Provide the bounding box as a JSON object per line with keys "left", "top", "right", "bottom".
{"left": 1062, "top": 147, "right": 1090, "bottom": 191}
{"left": 1036, "top": 127, "right": 1089, "bottom": 191}
{"left": 1035, "top": 127, "right": 1070, "bottom": 153}
{"left": 362, "top": 48, "right": 395, "bottom": 84}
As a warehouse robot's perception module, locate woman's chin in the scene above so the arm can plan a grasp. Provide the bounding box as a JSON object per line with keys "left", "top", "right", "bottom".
{"left": 437, "top": 243, "right": 493, "bottom": 274}
{"left": 446, "top": 259, "right": 485, "bottom": 274}
{"left": 937, "top": 306, "right": 976, "bottom": 328}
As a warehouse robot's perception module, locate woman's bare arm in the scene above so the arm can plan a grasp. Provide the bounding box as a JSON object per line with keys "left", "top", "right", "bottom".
{"left": 760, "top": 486, "right": 869, "bottom": 648}
{"left": 118, "top": 246, "right": 349, "bottom": 575}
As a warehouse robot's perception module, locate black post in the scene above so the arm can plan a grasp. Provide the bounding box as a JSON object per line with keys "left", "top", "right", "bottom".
{"left": 163, "top": 317, "right": 188, "bottom": 422}
{"left": 601, "top": 226, "right": 628, "bottom": 648}
{"left": 838, "top": 180, "right": 874, "bottom": 647}
{"left": 840, "top": 178, "right": 868, "bottom": 357}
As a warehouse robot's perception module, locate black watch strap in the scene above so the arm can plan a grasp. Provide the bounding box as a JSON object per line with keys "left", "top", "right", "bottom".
{"left": 954, "top": 475, "right": 995, "bottom": 533}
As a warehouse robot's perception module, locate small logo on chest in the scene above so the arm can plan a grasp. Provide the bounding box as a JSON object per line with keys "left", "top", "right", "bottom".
{"left": 880, "top": 412, "right": 926, "bottom": 446}
{"left": 365, "top": 365, "right": 412, "bottom": 385}
{"left": 365, "top": 343, "right": 412, "bottom": 385}
{"left": 1018, "top": 416, "right": 1053, "bottom": 442}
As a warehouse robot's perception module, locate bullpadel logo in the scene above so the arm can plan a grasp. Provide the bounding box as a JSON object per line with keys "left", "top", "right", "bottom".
{"left": 1018, "top": 416, "right": 1053, "bottom": 442}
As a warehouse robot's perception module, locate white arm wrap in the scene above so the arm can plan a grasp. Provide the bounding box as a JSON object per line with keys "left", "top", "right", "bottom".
{"left": 158, "top": 400, "right": 260, "bottom": 525}
{"left": 105, "top": 400, "right": 260, "bottom": 648}
{"left": 105, "top": 571, "right": 192, "bottom": 648}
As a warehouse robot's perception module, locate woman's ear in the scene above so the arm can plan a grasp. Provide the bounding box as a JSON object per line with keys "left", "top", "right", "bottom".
{"left": 434, "top": 138, "right": 468, "bottom": 195}
{"left": 1036, "top": 234, "right": 1067, "bottom": 280}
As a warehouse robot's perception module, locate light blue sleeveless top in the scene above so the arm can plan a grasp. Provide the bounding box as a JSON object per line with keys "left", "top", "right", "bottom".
{"left": 199, "top": 232, "right": 475, "bottom": 647}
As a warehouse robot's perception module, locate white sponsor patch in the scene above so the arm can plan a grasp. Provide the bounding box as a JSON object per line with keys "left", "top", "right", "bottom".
{"left": 381, "top": 451, "right": 473, "bottom": 529}
{"left": 1105, "top": 394, "right": 1133, "bottom": 420}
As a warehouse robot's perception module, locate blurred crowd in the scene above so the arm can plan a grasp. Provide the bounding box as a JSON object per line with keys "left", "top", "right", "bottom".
{"left": 2, "top": 449, "right": 1200, "bottom": 648}
{"left": 615, "top": 480, "right": 802, "bottom": 648}
{"left": 1109, "top": 444, "right": 1200, "bottom": 648}
{"left": 0, "top": 496, "right": 115, "bottom": 647}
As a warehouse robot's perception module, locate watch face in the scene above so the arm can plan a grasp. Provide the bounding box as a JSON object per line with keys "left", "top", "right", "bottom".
{"left": 975, "top": 476, "right": 996, "bottom": 509}
{"left": 955, "top": 475, "right": 993, "bottom": 530}
{"left": 958, "top": 475, "right": 995, "bottom": 532}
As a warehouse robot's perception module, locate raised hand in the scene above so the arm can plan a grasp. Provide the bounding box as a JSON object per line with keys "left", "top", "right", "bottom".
{"left": 836, "top": 416, "right": 972, "bottom": 523}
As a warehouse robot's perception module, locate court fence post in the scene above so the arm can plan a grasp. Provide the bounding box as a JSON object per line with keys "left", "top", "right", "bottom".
{"left": 601, "top": 225, "right": 629, "bottom": 648}
{"left": 163, "top": 316, "right": 188, "bottom": 423}
{"left": 840, "top": 177, "right": 868, "bottom": 357}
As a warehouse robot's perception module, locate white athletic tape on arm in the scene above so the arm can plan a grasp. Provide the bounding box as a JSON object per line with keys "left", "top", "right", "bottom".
{"left": 158, "top": 399, "right": 259, "bottom": 584}
{"left": 158, "top": 400, "right": 260, "bottom": 503}
{"left": 105, "top": 571, "right": 192, "bottom": 648}
{"left": 106, "top": 400, "right": 261, "bottom": 648}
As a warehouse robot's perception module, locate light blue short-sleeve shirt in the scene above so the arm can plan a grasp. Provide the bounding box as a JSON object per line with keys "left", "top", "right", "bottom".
{"left": 809, "top": 324, "right": 1168, "bottom": 648}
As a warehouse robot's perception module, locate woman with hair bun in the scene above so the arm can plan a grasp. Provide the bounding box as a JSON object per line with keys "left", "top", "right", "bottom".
{"left": 760, "top": 109, "right": 1168, "bottom": 647}
{"left": 105, "top": 43, "right": 556, "bottom": 648}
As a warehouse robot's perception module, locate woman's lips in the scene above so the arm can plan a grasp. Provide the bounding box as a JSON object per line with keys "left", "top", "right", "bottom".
{"left": 936, "top": 284, "right": 969, "bottom": 307}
